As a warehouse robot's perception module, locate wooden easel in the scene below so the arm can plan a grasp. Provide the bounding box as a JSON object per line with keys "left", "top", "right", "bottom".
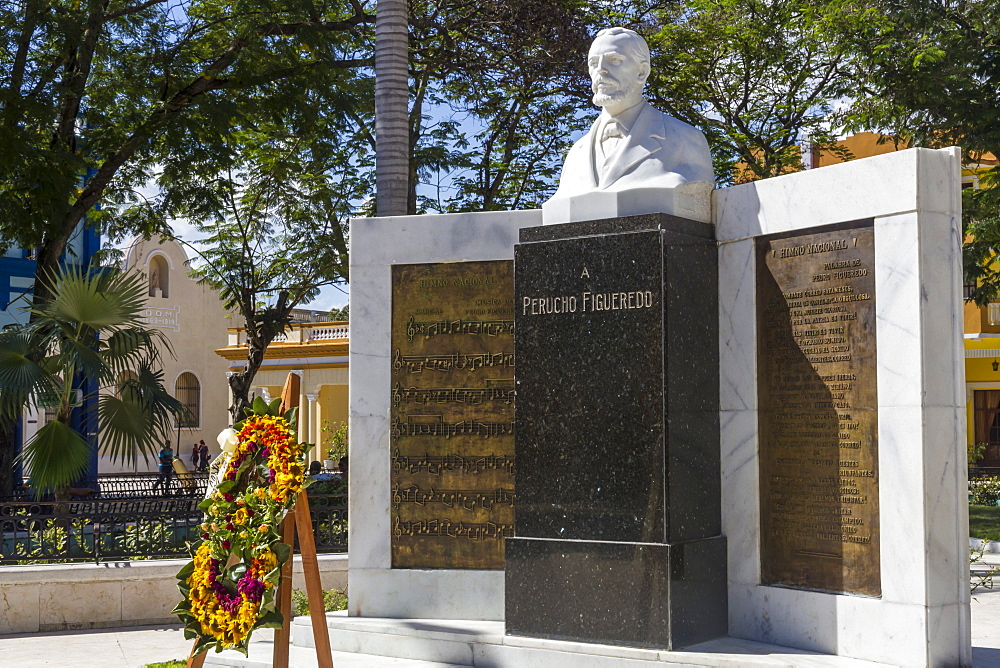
{"left": 187, "top": 372, "right": 334, "bottom": 667}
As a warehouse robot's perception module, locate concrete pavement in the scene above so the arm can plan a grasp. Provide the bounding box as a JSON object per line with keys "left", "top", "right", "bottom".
{"left": 2, "top": 555, "right": 1000, "bottom": 668}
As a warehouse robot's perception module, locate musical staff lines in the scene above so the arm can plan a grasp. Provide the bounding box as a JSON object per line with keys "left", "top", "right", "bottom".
{"left": 391, "top": 418, "right": 514, "bottom": 441}
{"left": 390, "top": 261, "right": 516, "bottom": 567}
{"left": 393, "top": 349, "right": 515, "bottom": 374}
{"left": 391, "top": 452, "right": 515, "bottom": 476}
{"left": 391, "top": 382, "right": 515, "bottom": 406}
{"left": 407, "top": 316, "right": 514, "bottom": 343}
{"left": 392, "top": 485, "right": 514, "bottom": 511}
{"left": 392, "top": 517, "right": 515, "bottom": 541}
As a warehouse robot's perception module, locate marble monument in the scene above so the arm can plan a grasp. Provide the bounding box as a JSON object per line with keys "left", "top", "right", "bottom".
{"left": 543, "top": 28, "right": 714, "bottom": 225}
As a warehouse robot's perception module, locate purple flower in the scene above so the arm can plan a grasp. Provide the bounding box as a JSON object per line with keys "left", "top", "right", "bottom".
{"left": 237, "top": 576, "right": 266, "bottom": 602}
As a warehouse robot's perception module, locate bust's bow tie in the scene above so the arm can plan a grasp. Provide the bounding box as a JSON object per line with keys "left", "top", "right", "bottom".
{"left": 601, "top": 121, "right": 624, "bottom": 141}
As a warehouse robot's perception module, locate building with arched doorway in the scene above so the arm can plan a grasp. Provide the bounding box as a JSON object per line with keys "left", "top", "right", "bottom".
{"left": 96, "top": 236, "right": 235, "bottom": 473}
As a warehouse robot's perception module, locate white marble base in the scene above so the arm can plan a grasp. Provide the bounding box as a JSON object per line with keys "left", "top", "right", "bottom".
{"left": 290, "top": 612, "right": 895, "bottom": 667}
{"left": 542, "top": 180, "right": 713, "bottom": 225}
{"left": 715, "top": 147, "right": 970, "bottom": 667}
{"left": 349, "top": 210, "right": 540, "bottom": 621}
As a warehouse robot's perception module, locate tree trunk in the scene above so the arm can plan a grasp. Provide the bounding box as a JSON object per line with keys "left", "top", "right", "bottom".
{"left": 0, "top": 424, "right": 16, "bottom": 498}
{"left": 375, "top": 0, "right": 409, "bottom": 217}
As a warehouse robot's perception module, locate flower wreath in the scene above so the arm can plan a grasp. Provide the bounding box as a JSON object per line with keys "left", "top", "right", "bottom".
{"left": 173, "top": 397, "right": 310, "bottom": 656}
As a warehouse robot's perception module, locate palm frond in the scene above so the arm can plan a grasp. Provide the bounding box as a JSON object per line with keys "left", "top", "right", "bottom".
{"left": 98, "top": 395, "right": 161, "bottom": 467}
{"left": 35, "top": 266, "right": 147, "bottom": 331}
{"left": 0, "top": 330, "right": 56, "bottom": 421}
{"left": 19, "top": 421, "right": 91, "bottom": 492}
{"left": 101, "top": 361, "right": 184, "bottom": 466}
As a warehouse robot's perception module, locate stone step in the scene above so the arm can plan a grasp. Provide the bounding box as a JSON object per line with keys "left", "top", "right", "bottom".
{"left": 203, "top": 625, "right": 467, "bottom": 668}
{"left": 291, "top": 612, "right": 895, "bottom": 667}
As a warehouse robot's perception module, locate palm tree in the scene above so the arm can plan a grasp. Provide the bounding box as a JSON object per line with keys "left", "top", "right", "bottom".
{"left": 375, "top": 0, "right": 409, "bottom": 216}
{"left": 0, "top": 265, "right": 183, "bottom": 494}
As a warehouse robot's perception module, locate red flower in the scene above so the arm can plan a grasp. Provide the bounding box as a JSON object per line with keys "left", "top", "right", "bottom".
{"left": 221, "top": 539, "right": 231, "bottom": 550}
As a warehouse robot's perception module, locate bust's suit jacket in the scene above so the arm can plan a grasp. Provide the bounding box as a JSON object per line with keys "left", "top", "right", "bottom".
{"left": 550, "top": 101, "right": 714, "bottom": 199}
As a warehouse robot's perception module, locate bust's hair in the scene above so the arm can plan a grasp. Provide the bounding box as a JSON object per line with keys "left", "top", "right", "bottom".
{"left": 593, "top": 27, "right": 650, "bottom": 65}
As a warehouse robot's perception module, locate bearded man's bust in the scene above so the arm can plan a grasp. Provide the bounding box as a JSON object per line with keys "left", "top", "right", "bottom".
{"left": 542, "top": 28, "right": 715, "bottom": 225}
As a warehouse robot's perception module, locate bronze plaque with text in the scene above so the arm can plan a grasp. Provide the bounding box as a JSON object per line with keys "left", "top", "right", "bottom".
{"left": 757, "top": 221, "right": 880, "bottom": 596}
{"left": 390, "top": 261, "right": 515, "bottom": 569}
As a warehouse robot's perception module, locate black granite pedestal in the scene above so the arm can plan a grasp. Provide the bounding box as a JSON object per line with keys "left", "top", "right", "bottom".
{"left": 506, "top": 213, "right": 727, "bottom": 650}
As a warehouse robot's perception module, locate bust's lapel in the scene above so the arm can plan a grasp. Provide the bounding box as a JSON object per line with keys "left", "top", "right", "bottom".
{"left": 581, "top": 121, "right": 601, "bottom": 189}
{"left": 600, "top": 102, "right": 663, "bottom": 188}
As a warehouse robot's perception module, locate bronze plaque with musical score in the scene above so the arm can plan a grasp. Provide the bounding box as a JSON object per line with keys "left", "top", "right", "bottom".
{"left": 757, "top": 220, "right": 880, "bottom": 597}
{"left": 390, "top": 261, "right": 515, "bottom": 569}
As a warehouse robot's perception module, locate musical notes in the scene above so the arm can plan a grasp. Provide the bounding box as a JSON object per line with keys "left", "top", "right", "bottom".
{"left": 392, "top": 485, "right": 514, "bottom": 511}
{"left": 392, "top": 517, "right": 515, "bottom": 541}
{"left": 391, "top": 382, "right": 515, "bottom": 406}
{"left": 390, "top": 261, "right": 516, "bottom": 569}
{"left": 391, "top": 418, "right": 514, "bottom": 441}
{"left": 406, "top": 316, "right": 514, "bottom": 343}
{"left": 391, "top": 452, "right": 516, "bottom": 476}
{"left": 392, "top": 349, "right": 515, "bottom": 374}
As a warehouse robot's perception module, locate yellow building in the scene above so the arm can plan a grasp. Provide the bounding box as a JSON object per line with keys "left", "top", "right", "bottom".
{"left": 811, "top": 134, "right": 1000, "bottom": 468}
{"left": 215, "top": 313, "right": 349, "bottom": 466}
{"left": 98, "top": 236, "right": 236, "bottom": 473}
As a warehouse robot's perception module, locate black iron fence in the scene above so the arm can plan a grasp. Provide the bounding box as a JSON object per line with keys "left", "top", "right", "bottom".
{"left": 0, "top": 491, "right": 347, "bottom": 564}
{"left": 0, "top": 471, "right": 211, "bottom": 502}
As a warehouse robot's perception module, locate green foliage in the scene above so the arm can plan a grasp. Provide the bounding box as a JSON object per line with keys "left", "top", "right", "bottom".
{"left": 970, "top": 442, "right": 988, "bottom": 467}
{"left": 842, "top": 0, "right": 1000, "bottom": 302}
{"left": 644, "top": 0, "right": 862, "bottom": 185}
{"left": 400, "top": 0, "right": 597, "bottom": 213}
{"left": 291, "top": 588, "right": 348, "bottom": 616}
{"left": 322, "top": 420, "right": 348, "bottom": 461}
{"left": 971, "top": 478, "right": 1000, "bottom": 507}
{"left": 327, "top": 304, "right": 349, "bottom": 321}
{"left": 0, "top": 0, "right": 376, "bottom": 303}
{"left": 0, "top": 266, "right": 182, "bottom": 491}
{"left": 309, "top": 479, "right": 347, "bottom": 495}
{"left": 144, "top": 662, "right": 186, "bottom": 668}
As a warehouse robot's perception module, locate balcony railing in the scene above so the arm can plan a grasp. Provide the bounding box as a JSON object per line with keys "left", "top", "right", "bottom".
{"left": 990, "top": 303, "right": 1000, "bottom": 327}
{"left": 228, "top": 321, "right": 349, "bottom": 347}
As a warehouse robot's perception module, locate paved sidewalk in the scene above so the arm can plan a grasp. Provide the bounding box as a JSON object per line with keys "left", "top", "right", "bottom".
{"left": 4, "top": 557, "right": 1000, "bottom": 668}
{"left": 0, "top": 624, "right": 463, "bottom": 667}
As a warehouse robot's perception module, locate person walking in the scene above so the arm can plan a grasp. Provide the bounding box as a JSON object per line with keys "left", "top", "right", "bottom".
{"left": 198, "top": 440, "right": 209, "bottom": 472}
{"left": 190, "top": 443, "right": 199, "bottom": 469}
{"left": 152, "top": 442, "right": 174, "bottom": 494}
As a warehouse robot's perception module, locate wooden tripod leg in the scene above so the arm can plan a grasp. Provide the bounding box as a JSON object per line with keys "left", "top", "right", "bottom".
{"left": 186, "top": 640, "right": 207, "bottom": 668}
{"left": 272, "top": 513, "right": 297, "bottom": 668}
{"left": 294, "top": 490, "right": 334, "bottom": 668}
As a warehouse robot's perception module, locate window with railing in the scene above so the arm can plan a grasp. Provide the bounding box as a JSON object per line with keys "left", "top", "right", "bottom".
{"left": 175, "top": 372, "right": 200, "bottom": 428}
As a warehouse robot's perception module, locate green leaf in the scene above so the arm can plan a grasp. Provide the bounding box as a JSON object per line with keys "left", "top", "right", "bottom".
{"left": 19, "top": 421, "right": 91, "bottom": 492}
{"left": 175, "top": 560, "right": 196, "bottom": 580}
{"left": 252, "top": 395, "right": 268, "bottom": 415}
{"left": 271, "top": 541, "right": 291, "bottom": 564}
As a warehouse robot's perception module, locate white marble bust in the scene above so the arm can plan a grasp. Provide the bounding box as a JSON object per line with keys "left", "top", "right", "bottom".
{"left": 543, "top": 28, "right": 715, "bottom": 225}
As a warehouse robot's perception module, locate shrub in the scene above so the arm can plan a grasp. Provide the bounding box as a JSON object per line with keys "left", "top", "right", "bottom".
{"left": 971, "top": 476, "right": 1000, "bottom": 506}
{"left": 291, "top": 588, "right": 348, "bottom": 616}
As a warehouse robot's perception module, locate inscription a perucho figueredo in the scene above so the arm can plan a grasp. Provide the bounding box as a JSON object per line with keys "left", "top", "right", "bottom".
{"left": 390, "top": 261, "right": 515, "bottom": 570}
{"left": 757, "top": 221, "right": 880, "bottom": 597}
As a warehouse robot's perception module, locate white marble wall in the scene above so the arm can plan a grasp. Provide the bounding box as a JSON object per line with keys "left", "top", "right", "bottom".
{"left": 0, "top": 554, "right": 347, "bottom": 633}
{"left": 716, "top": 147, "right": 971, "bottom": 666}
{"left": 348, "top": 209, "right": 542, "bottom": 620}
